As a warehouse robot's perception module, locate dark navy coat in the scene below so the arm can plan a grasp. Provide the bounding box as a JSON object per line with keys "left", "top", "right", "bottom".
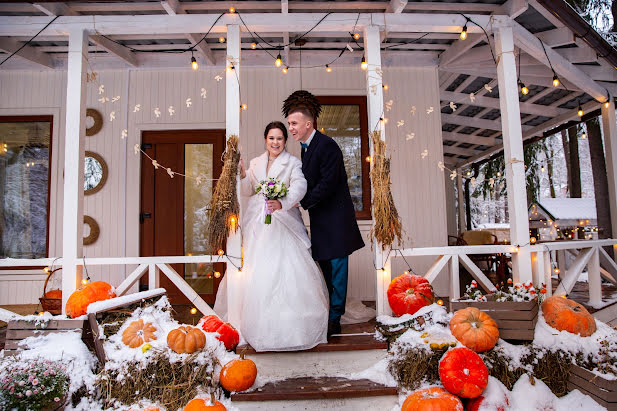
{"left": 300, "top": 131, "right": 365, "bottom": 261}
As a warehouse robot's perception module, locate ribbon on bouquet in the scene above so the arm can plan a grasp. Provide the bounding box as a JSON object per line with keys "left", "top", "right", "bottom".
{"left": 263, "top": 198, "right": 273, "bottom": 224}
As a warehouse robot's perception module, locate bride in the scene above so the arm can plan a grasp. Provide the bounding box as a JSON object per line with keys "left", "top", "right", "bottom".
{"left": 214, "top": 121, "right": 328, "bottom": 351}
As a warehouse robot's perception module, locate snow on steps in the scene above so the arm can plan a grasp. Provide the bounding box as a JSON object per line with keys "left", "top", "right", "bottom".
{"left": 232, "top": 332, "right": 398, "bottom": 410}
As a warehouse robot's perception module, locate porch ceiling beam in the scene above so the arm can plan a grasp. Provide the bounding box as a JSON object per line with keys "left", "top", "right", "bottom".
{"left": 441, "top": 90, "right": 568, "bottom": 117}
{"left": 497, "top": 0, "right": 528, "bottom": 18}
{"left": 527, "top": 0, "right": 565, "bottom": 28}
{"left": 0, "top": 36, "right": 54, "bottom": 68}
{"left": 536, "top": 27, "right": 575, "bottom": 47}
{"left": 502, "top": 17, "right": 609, "bottom": 102}
{"left": 442, "top": 131, "right": 496, "bottom": 146}
{"left": 161, "top": 0, "right": 215, "bottom": 66}
{"left": 576, "top": 64, "right": 617, "bottom": 82}
{"left": 387, "top": 0, "right": 408, "bottom": 13}
{"left": 438, "top": 34, "right": 484, "bottom": 67}
{"left": 442, "top": 113, "right": 532, "bottom": 132}
{"left": 32, "top": 2, "right": 78, "bottom": 17}
{"left": 89, "top": 34, "right": 139, "bottom": 67}
{"left": 443, "top": 145, "right": 483, "bottom": 156}
{"left": 556, "top": 46, "right": 602, "bottom": 64}
{"left": 455, "top": 99, "right": 600, "bottom": 167}
{"left": 0, "top": 13, "right": 495, "bottom": 36}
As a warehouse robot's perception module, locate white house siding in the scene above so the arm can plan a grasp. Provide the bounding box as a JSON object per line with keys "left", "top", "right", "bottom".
{"left": 0, "top": 65, "right": 448, "bottom": 304}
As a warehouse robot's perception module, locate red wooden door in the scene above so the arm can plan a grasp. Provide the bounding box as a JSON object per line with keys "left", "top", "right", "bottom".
{"left": 139, "top": 129, "right": 225, "bottom": 305}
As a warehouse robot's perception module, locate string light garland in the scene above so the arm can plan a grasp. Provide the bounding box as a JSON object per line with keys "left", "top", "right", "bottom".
{"left": 459, "top": 13, "right": 496, "bottom": 64}
{"left": 190, "top": 52, "right": 198, "bottom": 71}
{"left": 361, "top": 55, "right": 368, "bottom": 70}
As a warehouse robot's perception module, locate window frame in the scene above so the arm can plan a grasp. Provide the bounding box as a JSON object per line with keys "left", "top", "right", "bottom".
{"left": 316, "top": 96, "right": 371, "bottom": 220}
{"left": 0, "top": 115, "right": 53, "bottom": 264}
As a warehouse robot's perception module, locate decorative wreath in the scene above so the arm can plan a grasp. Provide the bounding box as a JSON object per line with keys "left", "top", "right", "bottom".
{"left": 86, "top": 108, "right": 103, "bottom": 136}
{"left": 83, "top": 215, "right": 100, "bottom": 245}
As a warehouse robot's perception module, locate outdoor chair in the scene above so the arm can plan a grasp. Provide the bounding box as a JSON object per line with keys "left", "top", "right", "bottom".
{"left": 448, "top": 230, "right": 509, "bottom": 286}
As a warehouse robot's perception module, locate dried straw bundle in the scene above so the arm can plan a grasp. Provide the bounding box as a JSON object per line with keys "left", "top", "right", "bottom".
{"left": 97, "top": 351, "right": 218, "bottom": 410}
{"left": 369, "top": 131, "right": 404, "bottom": 249}
{"left": 207, "top": 135, "right": 241, "bottom": 252}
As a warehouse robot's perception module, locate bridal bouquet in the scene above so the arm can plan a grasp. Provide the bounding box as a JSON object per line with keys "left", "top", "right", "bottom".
{"left": 255, "top": 178, "right": 288, "bottom": 224}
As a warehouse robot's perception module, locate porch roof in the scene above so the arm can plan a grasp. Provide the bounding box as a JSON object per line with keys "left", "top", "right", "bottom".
{"left": 0, "top": 0, "right": 615, "bottom": 168}
{"left": 531, "top": 197, "right": 598, "bottom": 221}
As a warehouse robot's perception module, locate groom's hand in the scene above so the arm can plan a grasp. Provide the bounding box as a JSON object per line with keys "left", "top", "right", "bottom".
{"left": 266, "top": 200, "right": 282, "bottom": 212}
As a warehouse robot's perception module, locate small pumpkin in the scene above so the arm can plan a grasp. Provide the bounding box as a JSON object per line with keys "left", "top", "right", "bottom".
{"left": 65, "top": 281, "right": 116, "bottom": 318}
{"left": 122, "top": 319, "right": 158, "bottom": 348}
{"left": 387, "top": 273, "right": 434, "bottom": 316}
{"left": 200, "top": 315, "right": 240, "bottom": 351}
{"left": 420, "top": 331, "right": 458, "bottom": 350}
{"left": 439, "top": 347, "right": 488, "bottom": 398}
{"left": 401, "top": 386, "right": 463, "bottom": 411}
{"left": 184, "top": 394, "right": 226, "bottom": 411}
{"left": 542, "top": 296, "right": 596, "bottom": 337}
{"left": 220, "top": 352, "right": 257, "bottom": 392}
{"left": 167, "top": 326, "right": 206, "bottom": 354}
{"left": 44, "top": 289, "right": 62, "bottom": 299}
{"left": 449, "top": 307, "right": 499, "bottom": 352}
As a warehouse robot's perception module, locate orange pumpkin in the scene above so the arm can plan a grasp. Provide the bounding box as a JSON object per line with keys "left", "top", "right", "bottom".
{"left": 401, "top": 387, "right": 463, "bottom": 411}
{"left": 167, "top": 326, "right": 206, "bottom": 354}
{"left": 44, "top": 289, "right": 62, "bottom": 299}
{"left": 200, "top": 315, "right": 239, "bottom": 351}
{"left": 542, "top": 296, "right": 596, "bottom": 337}
{"left": 184, "top": 394, "right": 226, "bottom": 411}
{"left": 65, "top": 281, "right": 115, "bottom": 318}
{"left": 449, "top": 307, "right": 499, "bottom": 353}
{"left": 220, "top": 352, "right": 257, "bottom": 392}
{"left": 438, "top": 347, "right": 488, "bottom": 398}
{"left": 122, "top": 319, "right": 158, "bottom": 348}
{"left": 387, "top": 273, "right": 434, "bottom": 316}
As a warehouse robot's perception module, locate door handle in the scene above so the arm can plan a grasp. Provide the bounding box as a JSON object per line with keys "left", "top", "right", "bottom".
{"left": 139, "top": 212, "right": 152, "bottom": 224}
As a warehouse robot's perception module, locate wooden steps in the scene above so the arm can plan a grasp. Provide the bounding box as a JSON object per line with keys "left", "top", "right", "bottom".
{"left": 231, "top": 376, "right": 397, "bottom": 401}
{"left": 230, "top": 320, "right": 399, "bottom": 410}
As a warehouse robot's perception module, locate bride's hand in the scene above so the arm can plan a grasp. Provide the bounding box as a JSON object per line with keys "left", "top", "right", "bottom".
{"left": 239, "top": 158, "right": 246, "bottom": 179}
{"left": 266, "top": 200, "right": 282, "bottom": 212}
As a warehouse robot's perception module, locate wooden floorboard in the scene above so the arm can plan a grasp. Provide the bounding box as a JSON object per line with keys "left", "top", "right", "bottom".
{"left": 231, "top": 376, "right": 397, "bottom": 401}
{"left": 552, "top": 279, "right": 617, "bottom": 314}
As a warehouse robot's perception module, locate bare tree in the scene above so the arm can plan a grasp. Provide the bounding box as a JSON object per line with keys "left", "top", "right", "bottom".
{"left": 586, "top": 118, "right": 613, "bottom": 238}
{"left": 568, "top": 126, "right": 582, "bottom": 197}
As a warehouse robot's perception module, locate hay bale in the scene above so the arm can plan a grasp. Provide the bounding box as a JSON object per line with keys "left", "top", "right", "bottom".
{"left": 388, "top": 345, "right": 443, "bottom": 390}
{"left": 207, "top": 135, "right": 241, "bottom": 253}
{"left": 369, "top": 131, "right": 404, "bottom": 249}
{"left": 97, "top": 351, "right": 218, "bottom": 410}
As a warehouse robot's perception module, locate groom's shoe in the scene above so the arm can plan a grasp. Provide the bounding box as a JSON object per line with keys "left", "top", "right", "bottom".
{"left": 327, "top": 321, "right": 341, "bottom": 338}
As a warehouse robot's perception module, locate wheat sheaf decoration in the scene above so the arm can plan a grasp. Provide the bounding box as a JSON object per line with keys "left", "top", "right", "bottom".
{"left": 369, "top": 131, "right": 404, "bottom": 249}
{"left": 207, "top": 135, "right": 241, "bottom": 252}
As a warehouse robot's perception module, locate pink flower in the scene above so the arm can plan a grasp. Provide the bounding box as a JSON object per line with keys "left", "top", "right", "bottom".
{"left": 33, "top": 389, "right": 38, "bottom": 395}
{"left": 32, "top": 378, "right": 38, "bottom": 386}
{"left": 25, "top": 390, "right": 32, "bottom": 397}
{"left": 28, "top": 375, "right": 34, "bottom": 382}
{"left": 18, "top": 381, "right": 25, "bottom": 387}
{"left": 17, "top": 393, "right": 22, "bottom": 398}
{"left": 54, "top": 397, "right": 60, "bottom": 402}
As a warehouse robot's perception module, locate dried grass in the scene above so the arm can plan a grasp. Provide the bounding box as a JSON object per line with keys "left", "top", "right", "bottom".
{"left": 388, "top": 345, "right": 444, "bottom": 390}
{"left": 369, "top": 131, "right": 404, "bottom": 249}
{"left": 97, "top": 351, "right": 218, "bottom": 410}
{"left": 207, "top": 135, "right": 241, "bottom": 253}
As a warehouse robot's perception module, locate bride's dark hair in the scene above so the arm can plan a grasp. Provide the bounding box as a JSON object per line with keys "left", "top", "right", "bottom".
{"left": 264, "top": 121, "right": 288, "bottom": 142}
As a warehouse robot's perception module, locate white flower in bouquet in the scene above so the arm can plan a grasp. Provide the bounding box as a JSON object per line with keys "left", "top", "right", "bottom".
{"left": 255, "top": 178, "right": 288, "bottom": 224}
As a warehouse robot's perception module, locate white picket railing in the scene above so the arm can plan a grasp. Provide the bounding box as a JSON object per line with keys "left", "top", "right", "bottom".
{"left": 0, "top": 256, "right": 221, "bottom": 316}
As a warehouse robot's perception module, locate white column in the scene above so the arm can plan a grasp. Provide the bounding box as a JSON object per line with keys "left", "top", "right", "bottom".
{"left": 225, "top": 24, "right": 242, "bottom": 328}
{"left": 601, "top": 98, "right": 617, "bottom": 248}
{"left": 364, "top": 25, "right": 391, "bottom": 316}
{"left": 587, "top": 247, "right": 602, "bottom": 306}
{"left": 61, "top": 28, "right": 88, "bottom": 314}
{"left": 494, "top": 24, "right": 533, "bottom": 283}
{"left": 456, "top": 170, "right": 466, "bottom": 234}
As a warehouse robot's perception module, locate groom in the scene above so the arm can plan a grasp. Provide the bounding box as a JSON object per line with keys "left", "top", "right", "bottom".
{"left": 283, "top": 90, "right": 365, "bottom": 338}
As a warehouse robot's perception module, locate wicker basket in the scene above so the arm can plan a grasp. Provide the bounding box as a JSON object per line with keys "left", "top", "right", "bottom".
{"left": 39, "top": 268, "right": 62, "bottom": 315}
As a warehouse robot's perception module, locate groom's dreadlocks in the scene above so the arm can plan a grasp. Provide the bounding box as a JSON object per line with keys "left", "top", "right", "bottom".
{"left": 282, "top": 90, "right": 322, "bottom": 120}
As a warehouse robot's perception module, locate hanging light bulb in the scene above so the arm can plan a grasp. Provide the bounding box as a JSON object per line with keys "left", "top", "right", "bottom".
{"left": 577, "top": 104, "right": 583, "bottom": 117}
{"left": 605, "top": 100, "right": 611, "bottom": 108}
{"left": 353, "top": 33, "right": 360, "bottom": 40}
{"left": 241, "top": 103, "right": 247, "bottom": 111}
{"left": 541, "top": 166, "right": 545, "bottom": 172}
{"left": 360, "top": 55, "right": 368, "bottom": 70}
{"left": 282, "top": 66, "right": 288, "bottom": 74}
{"left": 581, "top": 132, "right": 587, "bottom": 139}
{"left": 226, "top": 64, "right": 234, "bottom": 73}
{"left": 460, "top": 24, "right": 468, "bottom": 40}
{"left": 275, "top": 53, "right": 282, "bottom": 67}
{"left": 365, "top": 155, "right": 372, "bottom": 163}
{"left": 520, "top": 82, "right": 529, "bottom": 95}
{"left": 214, "top": 271, "right": 221, "bottom": 278}
{"left": 228, "top": 6, "right": 235, "bottom": 13}
{"left": 250, "top": 42, "right": 257, "bottom": 49}
{"left": 190, "top": 307, "right": 198, "bottom": 315}
{"left": 552, "top": 74, "right": 560, "bottom": 87}
{"left": 190, "top": 56, "right": 198, "bottom": 71}
{"left": 219, "top": 36, "right": 226, "bottom": 43}
{"left": 383, "top": 84, "right": 389, "bottom": 91}
{"left": 325, "top": 64, "right": 332, "bottom": 73}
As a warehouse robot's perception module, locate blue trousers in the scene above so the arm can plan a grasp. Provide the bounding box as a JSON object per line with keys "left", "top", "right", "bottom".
{"left": 318, "top": 257, "right": 348, "bottom": 323}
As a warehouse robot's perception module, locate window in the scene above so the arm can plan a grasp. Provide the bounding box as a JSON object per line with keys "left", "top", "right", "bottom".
{"left": 0, "top": 116, "right": 52, "bottom": 258}
{"left": 316, "top": 96, "right": 371, "bottom": 219}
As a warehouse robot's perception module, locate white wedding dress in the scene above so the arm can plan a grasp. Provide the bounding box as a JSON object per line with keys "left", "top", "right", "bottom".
{"left": 214, "top": 150, "right": 329, "bottom": 351}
